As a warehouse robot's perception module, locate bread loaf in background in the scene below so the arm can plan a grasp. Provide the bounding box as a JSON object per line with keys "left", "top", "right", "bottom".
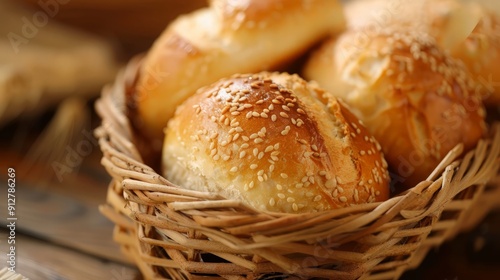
{"left": 304, "top": 27, "right": 487, "bottom": 191}
{"left": 345, "top": 0, "right": 500, "bottom": 106}
{"left": 162, "top": 72, "right": 390, "bottom": 213}
{"left": 127, "top": 0, "right": 345, "bottom": 166}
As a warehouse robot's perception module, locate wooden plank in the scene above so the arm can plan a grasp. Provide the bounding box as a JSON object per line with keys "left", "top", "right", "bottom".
{"left": 0, "top": 230, "right": 140, "bottom": 280}
{"left": 0, "top": 118, "right": 131, "bottom": 264}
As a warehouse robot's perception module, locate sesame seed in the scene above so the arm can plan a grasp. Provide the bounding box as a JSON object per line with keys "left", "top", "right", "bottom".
{"left": 282, "top": 105, "right": 290, "bottom": 111}
{"left": 280, "top": 112, "right": 289, "bottom": 118}
{"left": 223, "top": 155, "right": 230, "bottom": 161}
{"left": 309, "top": 177, "right": 315, "bottom": 184}
{"left": 210, "top": 148, "right": 217, "bottom": 157}
{"left": 250, "top": 164, "right": 258, "bottom": 169}
{"left": 258, "top": 152, "right": 264, "bottom": 159}
{"left": 280, "top": 173, "right": 288, "bottom": 179}
{"left": 297, "top": 108, "right": 305, "bottom": 114}
{"left": 265, "top": 145, "right": 274, "bottom": 153}
{"left": 276, "top": 184, "right": 283, "bottom": 190}
{"left": 306, "top": 192, "right": 314, "bottom": 197}
{"left": 292, "top": 203, "right": 298, "bottom": 211}
{"left": 253, "top": 148, "right": 258, "bottom": 157}
{"left": 245, "top": 112, "right": 253, "bottom": 119}
{"left": 314, "top": 195, "right": 322, "bottom": 202}
{"left": 260, "top": 112, "right": 269, "bottom": 118}
{"left": 256, "top": 100, "right": 265, "bottom": 105}
{"left": 287, "top": 197, "right": 295, "bottom": 203}
{"left": 338, "top": 187, "right": 344, "bottom": 193}
{"left": 230, "top": 167, "right": 238, "bottom": 172}
{"left": 271, "top": 115, "right": 277, "bottom": 122}
{"left": 251, "top": 82, "right": 261, "bottom": 88}
{"left": 230, "top": 119, "right": 239, "bottom": 127}
{"left": 258, "top": 176, "right": 264, "bottom": 182}
{"left": 233, "top": 134, "right": 240, "bottom": 141}
{"left": 295, "top": 183, "right": 303, "bottom": 188}
{"left": 274, "top": 143, "right": 280, "bottom": 150}
{"left": 213, "top": 154, "right": 220, "bottom": 161}
{"left": 242, "top": 136, "right": 250, "bottom": 142}
{"left": 221, "top": 105, "right": 230, "bottom": 114}
{"left": 298, "top": 139, "right": 308, "bottom": 145}
{"left": 269, "top": 165, "right": 275, "bottom": 172}
{"left": 249, "top": 181, "right": 254, "bottom": 188}
{"left": 239, "top": 151, "right": 247, "bottom": 159}
{"left": 277, "top": 193, "right": 286, "bottom": 199}
{"left": 254, "top": 138, "right": 264, "bottom": 144}
{"left": 252, "top": 112, "right": 260, "bottom": 117}
{"left": 241, "top": 143, "right": 249, "bottom": 149}
{"left": 311, "top": 145, "right": 318, "bottom": 152}
{"left": 325, "top": 178, "right": 337, "bottom": 188}
{"left": 269, "top": 198, "right": 276, "bottom": 206}
{"left": 257, "top": 170, "right": 264, "bottom": 176}
{"left": 339, "top": 196, "right": 347, "bottom": 203}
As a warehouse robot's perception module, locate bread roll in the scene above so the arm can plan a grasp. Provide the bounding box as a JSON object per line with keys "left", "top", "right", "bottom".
{"left": 344, "top": 0, "right": 500, "bottom": 106}
{"left": 303, "top": 28, "right": 487, "bottom": 191}
{"left": 162, "top": 72, "right": 390, "bottom": 213}
{"left": 128, "top": 0, "right": 345, "bottom": 163}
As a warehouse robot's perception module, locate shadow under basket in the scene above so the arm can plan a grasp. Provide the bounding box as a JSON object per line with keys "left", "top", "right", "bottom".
{"left": 95, "top": 58, "right": 500, "bottom": 280}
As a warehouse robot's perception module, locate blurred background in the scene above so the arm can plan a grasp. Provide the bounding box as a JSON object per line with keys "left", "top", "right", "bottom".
{"left": 0, "top": 0, "right": 499, "bottom": 279}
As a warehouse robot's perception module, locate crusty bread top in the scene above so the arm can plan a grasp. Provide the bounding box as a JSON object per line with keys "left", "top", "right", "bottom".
{"left": 162, "top": 72, "right": 390, "bottom": 213}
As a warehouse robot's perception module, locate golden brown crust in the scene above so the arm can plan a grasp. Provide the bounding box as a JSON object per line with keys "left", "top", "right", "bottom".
{"left": 304, "top": 28, "right": 487, "bottom": 190}
{"left": 162, "top": 72, "right": 389, "bottom": 213}
{"left": 344, "top": 0, "right": 500, "bottom": 106}
{"left": 128, "top": 0, "right": 345, "bottom": 161}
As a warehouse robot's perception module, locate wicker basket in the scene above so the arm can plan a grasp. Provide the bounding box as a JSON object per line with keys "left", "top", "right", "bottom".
{"left": 95, "top": 58, "right": 500, "bottom": 280}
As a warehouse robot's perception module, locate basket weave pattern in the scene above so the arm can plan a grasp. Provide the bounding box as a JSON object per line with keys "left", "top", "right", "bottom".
{"left": 96, "top": 60, "right": 500, "bottom": 280}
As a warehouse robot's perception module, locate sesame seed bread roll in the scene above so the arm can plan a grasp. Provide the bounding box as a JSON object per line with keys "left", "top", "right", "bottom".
{"left": 129, "top": 0, "right": 345, "bottom": 162}
{"left": 344, "top": 0, "right": 500, "bottom": 106}
{"left": 303, "top": 28, "right": 487, "bottom": 191}
{"left": 162, "top": 72, "right": 390, "bottom": 213}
